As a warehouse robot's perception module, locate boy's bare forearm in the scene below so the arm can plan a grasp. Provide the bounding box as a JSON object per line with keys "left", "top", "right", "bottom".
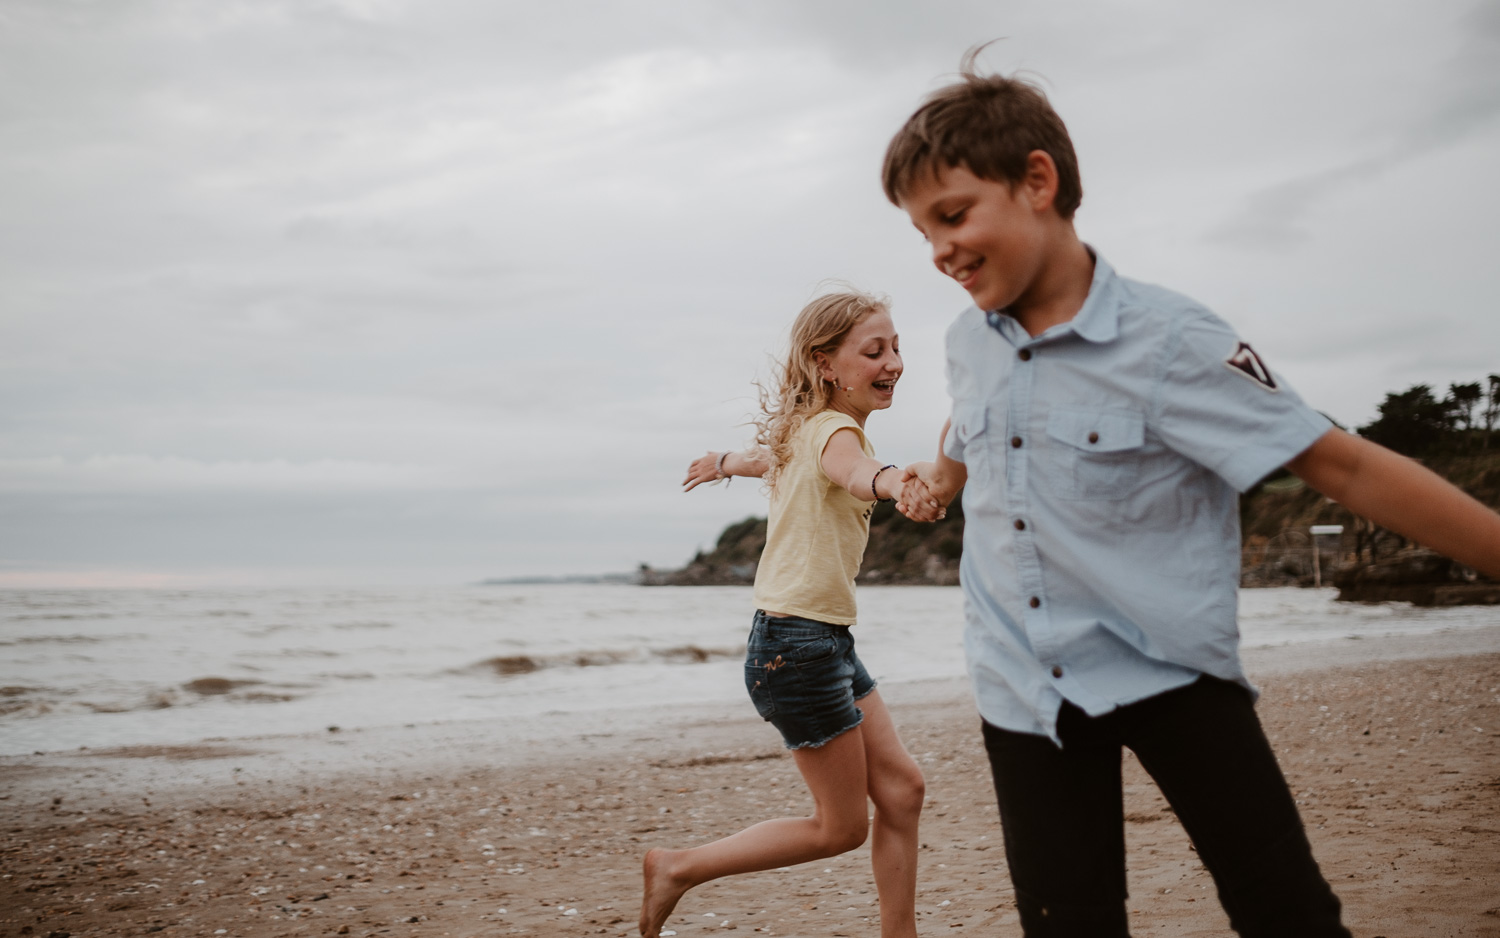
{"left": 924, "top": 419, "right": 968, "bottom": 504}
{"left": 927, "top": 451, "right": 968, "bottom": 505}
{"left": 1287, "top": 428, "right": 1500, "bottom": 579}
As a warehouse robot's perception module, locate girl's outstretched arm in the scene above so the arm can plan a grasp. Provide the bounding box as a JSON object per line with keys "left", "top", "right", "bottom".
{"left": 683, "top": 449, "right": 771, "bottom": 492}
{"left": 820, "top": 428, "right": 908, "bottom": 505}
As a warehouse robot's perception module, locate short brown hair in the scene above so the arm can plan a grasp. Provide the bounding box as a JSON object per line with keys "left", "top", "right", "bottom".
{"left": 881, "top": 47, "right": 1083, "bottom": 219}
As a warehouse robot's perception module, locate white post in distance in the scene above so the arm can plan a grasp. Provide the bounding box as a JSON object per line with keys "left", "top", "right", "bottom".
{"left": 1309, "top": 524, "right": 1345, "bottom": 588}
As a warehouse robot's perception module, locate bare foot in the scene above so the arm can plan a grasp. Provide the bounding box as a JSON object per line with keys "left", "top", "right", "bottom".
{"left": 639, "top": 848, "right": 691, "bottom": 937}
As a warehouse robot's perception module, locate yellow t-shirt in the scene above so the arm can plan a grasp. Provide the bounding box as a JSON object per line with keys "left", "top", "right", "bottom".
{"left": 752, "top": 410, "right": 876, "bottom": 626}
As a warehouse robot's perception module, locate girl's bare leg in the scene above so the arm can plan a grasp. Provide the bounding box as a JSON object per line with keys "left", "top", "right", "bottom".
{"left": 639, "top": 726, "right": 872, "bottom": 938}
{"left": 856, "top": 690, "right": 925, "bottom": 938}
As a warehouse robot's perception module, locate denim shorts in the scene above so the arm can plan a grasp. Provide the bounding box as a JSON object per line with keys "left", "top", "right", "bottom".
{"left": 744, "top": 610, "right": 876, "bottom": 750}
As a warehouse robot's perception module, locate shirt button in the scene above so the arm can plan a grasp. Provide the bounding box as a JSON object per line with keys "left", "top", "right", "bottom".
{"left": 1013, "top": 519, "right": 1026, "bottom": 531}
{"left": 1051, "top": 665, "right": 1063, "bottom": 678}
{"left": 1018, "top": 349, "right": 1032, "bottom": 362}
{"left": 1011, "top": 436, "right": 1023, "bottom": 448}
{"left": 1029, "top": 596, "right": 1041, "bottom": 608}
{"left": 1087, "top": 431, "right": 1100, "bottom": 444}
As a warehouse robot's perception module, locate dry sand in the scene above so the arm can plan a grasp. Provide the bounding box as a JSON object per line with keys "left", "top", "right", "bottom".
{"left": 3, "top": 626, "right": 1499, "bottom": 938}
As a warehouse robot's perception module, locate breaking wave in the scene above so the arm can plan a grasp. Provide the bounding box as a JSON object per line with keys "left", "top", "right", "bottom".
{"left": 472, "top": 643, "right": 743, "bottom": 677}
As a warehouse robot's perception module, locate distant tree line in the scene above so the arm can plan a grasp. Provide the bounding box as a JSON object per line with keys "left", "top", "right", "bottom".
{"left": 657, "top": 374, "right": 1500, "bottom": 586}
{"left": 1356, "top": 374, "right": 1500, "bottom": 457}
{"left": 1337, "top": 373, "right": 1500, "bottom": 568}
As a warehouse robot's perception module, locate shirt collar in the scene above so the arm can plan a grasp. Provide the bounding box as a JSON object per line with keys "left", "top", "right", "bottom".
{"left": 1068, "top": 248, "right": 1119, "bottom": 343}
{"left": 984, "top": 246, "right": 1120, "bottom": 346}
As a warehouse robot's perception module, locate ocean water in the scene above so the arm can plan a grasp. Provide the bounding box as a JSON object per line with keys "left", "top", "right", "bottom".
{"left": 1, "top": 585, "right": 1495, "bottom": 756}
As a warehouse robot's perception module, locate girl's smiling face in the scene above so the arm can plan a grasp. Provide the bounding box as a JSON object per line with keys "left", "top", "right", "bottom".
{"left": 816, "top": 310, "right": 902, "bottom": 424}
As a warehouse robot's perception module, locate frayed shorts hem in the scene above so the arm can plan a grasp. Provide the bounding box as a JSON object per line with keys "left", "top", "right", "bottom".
{"left": 784, "top": 711, "right": 864, "bottom": 751}
{"left": 781, "top": 685, "right": 878, "bottom": 750}
{"left": 745, "top": 610, "right": 877, "bottom": 750}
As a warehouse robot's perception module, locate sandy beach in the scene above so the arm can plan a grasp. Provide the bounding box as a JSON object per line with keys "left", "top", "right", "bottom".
{"left": 3, "top": 625, "right": 1498, "bottom": 938}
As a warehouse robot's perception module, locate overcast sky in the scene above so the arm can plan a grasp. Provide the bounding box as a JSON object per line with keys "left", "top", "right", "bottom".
{"left": 2, "top": 0, "right": 1498, "bottom": 587}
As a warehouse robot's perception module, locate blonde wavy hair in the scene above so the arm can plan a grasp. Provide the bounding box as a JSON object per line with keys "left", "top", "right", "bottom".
{"left": 754, "top": 290, "right": 890, "bottom": 490}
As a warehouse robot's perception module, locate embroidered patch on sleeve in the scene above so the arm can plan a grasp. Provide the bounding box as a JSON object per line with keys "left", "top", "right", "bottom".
{"left": 1224, "top": 341, "right": 1278, "bottom": 391}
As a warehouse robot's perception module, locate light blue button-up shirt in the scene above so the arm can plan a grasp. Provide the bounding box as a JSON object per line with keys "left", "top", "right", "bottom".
{"left": 944, "top": 252, "right": 1332, "bottom": 743}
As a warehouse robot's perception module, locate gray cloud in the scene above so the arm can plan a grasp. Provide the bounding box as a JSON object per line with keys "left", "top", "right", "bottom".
{"left": 2, "top": 0, "right": 1496, "bottom": 584}
{"left": 1209, "top": 0, "right": 1500, "bottom": 249}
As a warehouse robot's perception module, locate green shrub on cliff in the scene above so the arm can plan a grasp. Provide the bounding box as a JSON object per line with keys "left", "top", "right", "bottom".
{"left": 650, "top": 375, "right": 1500, "bottom": 587}
{"left": 1358, "top": 375, "right": 1500, "bottom": 456}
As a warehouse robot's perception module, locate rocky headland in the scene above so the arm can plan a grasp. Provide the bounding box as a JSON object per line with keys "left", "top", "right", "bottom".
{"left": 643, "top": 450, "right": 1500, "bottom": 599}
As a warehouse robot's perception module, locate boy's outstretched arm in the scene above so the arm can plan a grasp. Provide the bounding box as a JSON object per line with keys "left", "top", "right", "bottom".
{"left": 1287, "top": 427, "right": 1500, "bottom": 579}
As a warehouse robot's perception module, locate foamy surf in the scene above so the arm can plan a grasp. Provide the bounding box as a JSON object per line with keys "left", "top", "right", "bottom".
{"left": 2, "top": 584, "right": 1494, "bottom": 755}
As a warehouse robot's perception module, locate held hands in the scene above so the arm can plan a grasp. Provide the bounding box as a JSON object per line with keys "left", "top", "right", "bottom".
{"left": 896, "top": 419, "right": 965, "bottom": 522}
{"left": 895, "top": 462, "right": 949, "bottom": 522}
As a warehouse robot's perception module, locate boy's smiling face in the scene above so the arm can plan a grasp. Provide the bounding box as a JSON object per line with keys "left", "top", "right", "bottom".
{"left": 900, "top": 162, "right": 1052, "bottom": 315}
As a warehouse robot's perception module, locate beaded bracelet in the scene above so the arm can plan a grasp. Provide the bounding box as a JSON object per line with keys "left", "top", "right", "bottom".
{"left": 872, "top": 464, "right": 897, "bottom": 502}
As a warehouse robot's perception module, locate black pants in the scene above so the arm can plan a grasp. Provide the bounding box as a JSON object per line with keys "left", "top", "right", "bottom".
{"left": 981, "top": 675, "right": 1350, "bottom": 937}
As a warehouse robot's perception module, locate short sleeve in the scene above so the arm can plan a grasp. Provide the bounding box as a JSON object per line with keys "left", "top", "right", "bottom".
{"left": 942, "top": 402, "right": 971, "bottom": 463}
{"left": 1153, "top": 314, "right": 1332, "bottom": 492}
{"left": 942, "top": 316, "right": 979, "bottom": 464}
{"left": 808, "top": 411, "right": 872, "bottom": 478}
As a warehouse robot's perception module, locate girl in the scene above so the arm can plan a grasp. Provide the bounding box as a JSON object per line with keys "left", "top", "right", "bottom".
{"left": 640, "top": 291, "right": 931, "bottom": 938}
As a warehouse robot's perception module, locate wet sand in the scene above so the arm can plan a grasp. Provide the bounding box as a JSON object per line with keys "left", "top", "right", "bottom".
{"left": 2, "top": 626, "right": 1498, "bottom": 937}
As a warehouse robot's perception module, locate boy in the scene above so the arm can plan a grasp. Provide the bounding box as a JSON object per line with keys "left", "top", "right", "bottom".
{"left": 884, "top": 56, "right": 1500, "bottom": 937}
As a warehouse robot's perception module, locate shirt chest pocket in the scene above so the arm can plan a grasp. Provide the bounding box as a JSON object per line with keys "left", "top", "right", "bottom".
{"left": 1045, "top": 407, "right": 1145, "bottom": 500}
